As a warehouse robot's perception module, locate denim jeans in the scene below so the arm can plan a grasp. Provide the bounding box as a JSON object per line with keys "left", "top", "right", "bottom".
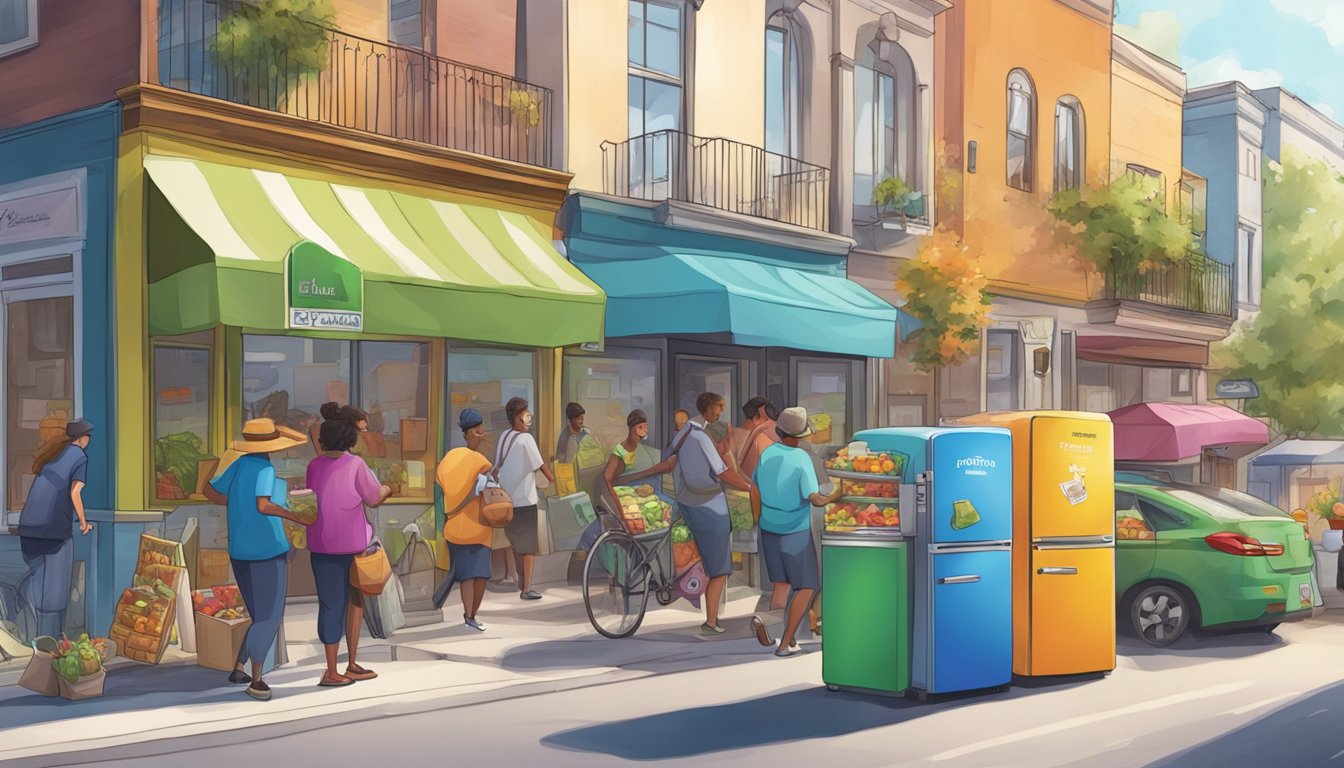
{"left": 231, "top": 554, "right": 289, "bottom": 667}
{"left": 22, "top": 537, "right": 72, "bottom": 639}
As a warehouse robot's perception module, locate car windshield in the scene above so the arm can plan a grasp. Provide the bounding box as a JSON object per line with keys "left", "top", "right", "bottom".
{"left": 1162, "top": 489, "right": 1260, "bottom": 522}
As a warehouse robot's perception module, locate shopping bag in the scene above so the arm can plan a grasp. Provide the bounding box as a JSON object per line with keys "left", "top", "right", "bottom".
{"left": 395, "top": 525, "right": 438, "bottom": 613}
{"left": 350, "top": 541, "right": 392, "bottom": 596}
{"left": 363, "top": 571, "right": 406, "bottom": 639}
{"left": 18, "top": 646, "right": 58, "bottom": 697}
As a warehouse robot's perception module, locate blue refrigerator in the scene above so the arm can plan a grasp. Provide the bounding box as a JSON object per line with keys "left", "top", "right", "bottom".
{"left": 854, "top": 427, "right": 1014, "bottom": 696}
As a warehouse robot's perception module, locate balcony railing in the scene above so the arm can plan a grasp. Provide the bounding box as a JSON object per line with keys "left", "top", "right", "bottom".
{"left": 156, "top": 0, "right": 553, "bottom": 167}
{"left": 1102, "top": 251, "right": 1233, "bottom": 316}
{"left": 602, "top": 130, "right": 830, "bottom": 231}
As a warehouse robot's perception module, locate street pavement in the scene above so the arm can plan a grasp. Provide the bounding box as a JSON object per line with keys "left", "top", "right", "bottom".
{"left": 5, "top": 585, "right": 1344, "bottom": 767}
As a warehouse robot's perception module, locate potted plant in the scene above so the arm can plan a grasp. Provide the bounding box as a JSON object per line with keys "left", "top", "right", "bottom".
{"left": 873, "top": 177, "right": 926, "bottom": 229}
{"left": 210, "top": 0, "right": 336, "bottom": 111}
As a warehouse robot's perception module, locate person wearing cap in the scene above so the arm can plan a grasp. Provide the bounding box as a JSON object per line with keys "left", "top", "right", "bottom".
{"left": 18, "top": 418, "right": 95, "bottom": 639}
{"left": 748, "top": 406, "right": 842, "bottom": 656}
{"left": 431, "top": 408, "right": 496, "bottom": 630}
{"left": 203, "top": 418, "right": 306, "bottom": 701}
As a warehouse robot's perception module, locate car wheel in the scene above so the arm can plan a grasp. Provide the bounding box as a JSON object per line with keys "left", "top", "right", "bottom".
{"left": 1130, "top": 584, "right": 1192, "bottom": 647}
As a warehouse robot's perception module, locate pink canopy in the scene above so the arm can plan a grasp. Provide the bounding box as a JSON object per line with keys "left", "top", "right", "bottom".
{"left": 1109, "top": 402, "right": 1269, "bottom": 462}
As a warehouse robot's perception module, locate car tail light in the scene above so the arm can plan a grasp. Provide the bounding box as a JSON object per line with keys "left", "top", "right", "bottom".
{"left": 1204, "top": 532, "right": 1283, "bottom": 556}
{"left": 1267, "top": 602, "right": 1286, "bottom": 614}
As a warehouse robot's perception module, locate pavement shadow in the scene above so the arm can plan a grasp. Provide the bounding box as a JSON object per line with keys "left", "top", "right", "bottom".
{"left": 1143, "top": 680, "right": 1344, "bottom": 767}
{"left": 1117, "top": 627, "right": 1285, "bottom": 672}
{"left": 541, "top": 686, "right": 997, "bottom": 759}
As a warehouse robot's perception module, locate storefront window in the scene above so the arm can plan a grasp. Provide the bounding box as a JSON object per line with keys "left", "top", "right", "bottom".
{"left": 447, "top": 347, "right": 536, "bottom": 459}
{"left": 242, "top": 335, "right": 351, "bottom": 483}
{"left": 795, "top": 359, "right": 855, "bottom": 457}
{"left": 676, "top": 357, "right": 741, "bottom": 445}
{"left": 153, "top": 339, "right": 212, "bottom": 501}
{"left": 359, "top": 341, "right": 433, "bottom": 499}
{"left": 6, "top": 296, "right": 74, "bottom": 511}
{"left": 563, "top": 348, "right": 660, "bottom": 453}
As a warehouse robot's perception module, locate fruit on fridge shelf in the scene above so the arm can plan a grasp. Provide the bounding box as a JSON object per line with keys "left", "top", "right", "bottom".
{"left": 824, "top": 502, "right": 900, "bottom": 529}
{"left": 841, "top": 479, "right": 899, "bottom": 498}
{"left": 824, "top": 449, "right": 904, "bottom": 477}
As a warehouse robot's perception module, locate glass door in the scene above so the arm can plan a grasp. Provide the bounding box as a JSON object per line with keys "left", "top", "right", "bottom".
{"left": 673, "top": 355, "right": 745, "bottom": 447}
{"left": 5, "top": 294, "right": 76, "bottom": 512}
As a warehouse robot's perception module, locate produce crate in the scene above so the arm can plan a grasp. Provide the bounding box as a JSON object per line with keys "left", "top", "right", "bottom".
{"left": 731, "top": 528, "right": 759, "bottom": 554}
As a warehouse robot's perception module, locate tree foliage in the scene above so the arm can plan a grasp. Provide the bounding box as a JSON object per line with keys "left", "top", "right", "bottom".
{"left": 896, "top": 227, "right": 993, "bottom": 372}
{"left": 212, "top": 0, "right": 335, "bottom": 108}
{"left": 1222, "top": 148, "right": 1344, "bottom": 437}
{"left": 1046, "top": 173, "right": 1196, "bottom": 279}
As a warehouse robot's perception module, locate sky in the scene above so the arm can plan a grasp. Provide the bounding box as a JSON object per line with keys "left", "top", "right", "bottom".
{"left": 1114, "top": 0, "right": 1344, "bottom": 119}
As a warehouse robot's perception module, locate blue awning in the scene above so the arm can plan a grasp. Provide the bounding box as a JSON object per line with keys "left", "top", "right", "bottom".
{"left": 1250, "top": 440, "right": 1344, "bottom": 467}
{"left": 573, "top": 249, "right": 900, "bottom": 358}
{"left": 897, "top": 308, "right": 922, "bottom": 342}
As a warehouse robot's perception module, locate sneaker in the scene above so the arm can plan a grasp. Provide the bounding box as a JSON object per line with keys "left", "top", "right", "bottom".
{"left": 228, "top": 669, "right": 252, "bottom": 686}
{"left": 464, "top": 615, "right": 486, "bottom": 632}
{"left": 246, "top": 681, "right": 272, "bottom": 701}
{"left": 520, "top": 590, "right": 542, "bottom": 600}
{"left": 700, "top": 622, "right": 726, "bottom": 636}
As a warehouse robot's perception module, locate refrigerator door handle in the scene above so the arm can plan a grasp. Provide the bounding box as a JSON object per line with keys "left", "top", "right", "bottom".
{"left": 937, "top": 575, "right": 981, "bottom": 585}
{"left": 1037, "top": 566, "right": 1079, "bottom": 575}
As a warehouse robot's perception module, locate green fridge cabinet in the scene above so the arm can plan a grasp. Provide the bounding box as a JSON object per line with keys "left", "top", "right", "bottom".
{"left": 821, "top": 535, "right": 910, "bottom": 694}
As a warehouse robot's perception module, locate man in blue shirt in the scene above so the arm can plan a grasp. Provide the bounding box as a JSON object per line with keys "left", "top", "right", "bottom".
{"left": 750, "top": 407, "right": 841, "bottom": 656}
{"left": 204, "top": 418, "right": 304, "bottom": 701}
{"left": 664, "top": 392, "right": 752, "bottom": 635}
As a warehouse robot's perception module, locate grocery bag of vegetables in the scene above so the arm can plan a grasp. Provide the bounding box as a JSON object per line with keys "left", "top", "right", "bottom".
{"left": 18, "top": 636, "right": 60, "bottom": 697}
{"left": 51, "top": 634, "right": 108, "bottom": 700}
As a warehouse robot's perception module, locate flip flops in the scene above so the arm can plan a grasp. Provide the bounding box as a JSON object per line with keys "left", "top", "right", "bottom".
{"left": 751, "top": 616, "right": 774, "bottom": 647}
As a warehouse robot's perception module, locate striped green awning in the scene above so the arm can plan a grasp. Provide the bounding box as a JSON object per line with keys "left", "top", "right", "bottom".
{"left": 144, "top": 155, "right": 604, "bottom": 346}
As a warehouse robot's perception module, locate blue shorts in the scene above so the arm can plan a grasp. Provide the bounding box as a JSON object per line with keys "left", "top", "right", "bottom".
{"left": 761, "top": 530, "right": 820, "bottom": 592}
{"left": 679, "top": 498, "right": 733, "bottom": 578}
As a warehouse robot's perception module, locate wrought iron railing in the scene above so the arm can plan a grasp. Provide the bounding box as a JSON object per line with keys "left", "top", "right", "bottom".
{"left": 601, "top": 130, "right": 831, "bottom": 231}
{"left": 1102, "top": 251, "right": 1233, "bottom": 316}
{"left": 156, "top": 0, "right": 553, "bottom": 167}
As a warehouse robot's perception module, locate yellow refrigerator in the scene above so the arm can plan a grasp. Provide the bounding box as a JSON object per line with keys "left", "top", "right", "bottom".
{"left": 957, "top": 411, "right": 1116, "bottom": 677}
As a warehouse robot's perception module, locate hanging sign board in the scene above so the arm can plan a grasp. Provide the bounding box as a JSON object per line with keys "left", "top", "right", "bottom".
{"left": 286, "top": 241, "right": 364, "bottom": 331}
{"left": 1215, "top": 379, "right": 1259, "bottom": 400}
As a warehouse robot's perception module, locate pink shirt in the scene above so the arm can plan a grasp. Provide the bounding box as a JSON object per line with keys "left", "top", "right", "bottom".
{"left": 305, "top": 452, "right": 380, "bottom": 555}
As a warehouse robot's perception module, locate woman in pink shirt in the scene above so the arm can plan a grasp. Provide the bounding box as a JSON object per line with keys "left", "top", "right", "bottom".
{"left": 306, "top": 403, "right": 392, "bottom": 687}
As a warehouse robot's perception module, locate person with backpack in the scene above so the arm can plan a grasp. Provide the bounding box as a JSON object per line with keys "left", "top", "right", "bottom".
{"left": 495, "top": 398, "right": 555, "bottom": 601}
{"left": 305, "top": 403, "right": 394, "bottom": 687}
{"left": 663, "top": 393, "right": 753, "bottom": 635}
{"left": 432, "top": 409, "right": 496, "bottom": 629}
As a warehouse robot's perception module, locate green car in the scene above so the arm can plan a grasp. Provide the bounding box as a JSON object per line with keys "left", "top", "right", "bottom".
{"left": 1115, "top": 482, "right": 1316, "bottom": 646}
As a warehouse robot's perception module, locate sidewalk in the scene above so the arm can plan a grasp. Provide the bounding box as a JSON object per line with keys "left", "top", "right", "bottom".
{"left": 0, "top": 581, "right": 801, "bottom": 766}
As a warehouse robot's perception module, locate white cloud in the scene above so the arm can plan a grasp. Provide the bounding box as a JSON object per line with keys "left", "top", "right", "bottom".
{"left": 1115, "top": 11, "right": 1183, "bottom": 63}
{"left": 1270, "top": 0, "right": 1344, "bottom": 47}
{"left": 1185, "top": 49, "right": 1285, "bottom": 89}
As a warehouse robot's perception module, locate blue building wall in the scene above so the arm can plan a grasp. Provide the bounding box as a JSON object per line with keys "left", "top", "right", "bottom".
{"left": 1183, "top": 111, "right": 1241, "bottom": 270}
{"left": 0, "top": 102, "right": 122, "bottom": 636}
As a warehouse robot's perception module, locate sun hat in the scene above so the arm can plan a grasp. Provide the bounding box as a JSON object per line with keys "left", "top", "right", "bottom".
{"left": 232, "top": 418, "right": 307, "bottom": 454}
{"left": 777, "top": 407, "right": 815, "bottom": 439}
{"left": 64, "top": 419, "right": 94, "bottom": 439}
{"left": 458, "top": 408, "right": 484, "bottom": 431}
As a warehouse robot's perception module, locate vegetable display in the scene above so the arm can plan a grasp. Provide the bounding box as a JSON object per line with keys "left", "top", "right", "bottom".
{"left": 725, "top": 490, "right": 754, "bottom": 532}
{"left": 50, "top": 634, "right": 105, "bottom": 684}
{"left": 614, "top": 484, "right": 672, "bottom": 534}
{"left": 154, "top": 431, "right": 211, "bottom": 499}
{"left": 825, "top": 501, "right": 900, "bottom": 531}
{"left": 824, "top": 449, "right": 904, "bottom": 477}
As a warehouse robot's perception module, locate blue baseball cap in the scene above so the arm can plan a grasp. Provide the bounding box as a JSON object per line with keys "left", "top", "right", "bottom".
{"left": 458, "top": 408, "right": 484, "bottom": 431}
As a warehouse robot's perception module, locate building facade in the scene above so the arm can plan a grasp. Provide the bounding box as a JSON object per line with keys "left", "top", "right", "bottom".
{"left": 0, "top": 0, "right": 604, "bottom": 639}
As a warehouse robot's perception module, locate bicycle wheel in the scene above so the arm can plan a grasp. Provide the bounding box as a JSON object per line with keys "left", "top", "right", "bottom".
{"left": 583, "top": 531, "right": 651, "bottom": 639}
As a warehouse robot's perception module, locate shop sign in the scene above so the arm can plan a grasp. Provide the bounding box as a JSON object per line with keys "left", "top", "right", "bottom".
{"left": 0, "top": 186, "right": 82, "bottom": 248}
{"left": 287, "top": 241, "right": 363, "bottom": 331}
{"left": 1215, "top": 379, "right": 1259, "bottom": 399}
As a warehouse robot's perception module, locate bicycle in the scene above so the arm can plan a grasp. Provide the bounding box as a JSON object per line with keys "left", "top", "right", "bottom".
{"left": 582, "top": 499, "right": 695, "bottom": 639}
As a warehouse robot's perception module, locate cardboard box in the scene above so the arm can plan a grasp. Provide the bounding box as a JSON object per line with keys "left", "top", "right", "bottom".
{"left": 198, "top": 549, "right": 231, "bottom": 588}
{"left": 195, "top": 613, "right": 252, "bottom": 672}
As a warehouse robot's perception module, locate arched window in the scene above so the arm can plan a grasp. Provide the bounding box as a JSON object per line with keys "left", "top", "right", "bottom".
{"left": 765, "top": 12, "right": 802, "bottom": 157}
{"left": 1006, "top": 69, "right": 1036, "bottom": 192}
{"left": 854, "top": 38, "right": 917, "bottom": 218}
{"left": 1054, "top": 96, "right": 1084, "bottom": 191}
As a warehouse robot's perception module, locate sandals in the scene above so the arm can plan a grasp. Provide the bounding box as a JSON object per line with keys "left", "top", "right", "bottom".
{"left": 750, "top": 616, "right": 774, "bottom": 647}
{"left": 318, "top": 673, "right": 354, "bottom": 687}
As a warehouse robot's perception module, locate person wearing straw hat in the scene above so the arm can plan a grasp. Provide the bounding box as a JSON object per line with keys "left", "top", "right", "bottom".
{"left": 748, "top": 406, "right": 841, "bottom": 657}
{"left": 19, "top": 418, "right": 96, "bottom": 639}
{"left": 203, "top": 418, "right": 306, "bottom": 701}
